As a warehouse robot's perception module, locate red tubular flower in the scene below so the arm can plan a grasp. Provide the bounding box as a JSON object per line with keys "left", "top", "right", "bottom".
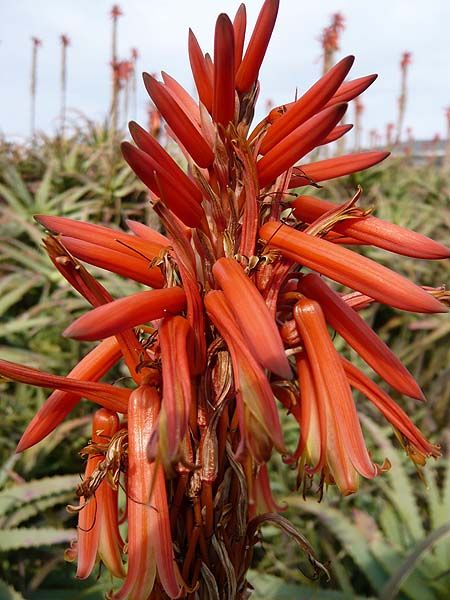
{"left": 292, "top": 195, "right": 450, "bottom": 259}
{"left": 17, "top": 337, "right": 122, "bottom": 452}
{"left": 121, "top": 141, "right": 206, "bottom": 228}
{"left": 188, "top": 29, "right": 213, "bottom": 112}
{"left": 324, "top": 73, "right": 378, "bottom": 107}
{"left": 257, "top": 103, "right": 348, "bottom": 187}
{"left": 58, "top": 235, "right": 165, "bottom": 288}
{"left": 259, "top": 55, "right": 355, "bottom": 154}
{"left": 0, "top": 359, "right": 129, "bottom": 411}
{"left": 342, "top": 359, "right": 440, "bottom": 463}
{"left": 235, "top": 0, "right": 279, "bottom": 93}
{"left": 260, "top": 221, "right": 445, "bottom": 313}
{"left": 212, "top": 257, "right": 291, "bottom": 379}
{"left": 64, "top": 287, "right": 187, "bottom": 341}
{"left": 320, "top": 123, "right": 353, "bottom": 145}
{"left": 233, "top": 3, "right": 247, "bottom": 70}
{"left": 294, "top": 298, "right": 379, "bottom": 488}
{"left": 112, "top": 385, "right": 183, "bottom": 600}
{"left": 213, "top": 14, "right": 235, "bottom": 126}
{"left": 143, "top": 73, "right": 214, "bottom": 168}
{"left": 290, "top": 151, "right": 390, "bottom": 187}
{"left": 298, "top": 273, "right": 424, "bottom": 399}
{"left": 128, "top": 121, "right": 203, "bottom": 204}
{"left": 76, "top": 409, "right": 124, "bottom": 580}
{"left": 158, "top": 316, "right": 193, "bottom": 468}
{"left": 205, "top": 290, "right": 286, "bottom": 460}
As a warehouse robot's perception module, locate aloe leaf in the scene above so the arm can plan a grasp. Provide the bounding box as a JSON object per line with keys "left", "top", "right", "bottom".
{"left": 248, "top": 572, "right": 370, "bottom": 599}
{"left": 0, "top": 475, "right": 79, "bottom": 516}
{"left": 0, "top": 527, "right": 76, "bottom": 551}
{"left": 380, "top": 522, "right": 450, "bottom": 600}
{"left": 34, "top": 164, "right": 54, "bottom": 212}
{"left": 361, "top": 416, "right": 425, "bottom": 542}
{"left": 288, "top": 498, "right": 387, "bottom": 590}
{"left": 0, "top": 579, "right": 26, "bottom": 600}
{"left": 3, "top": 492, "right": 74, "bottom": 528}
{"left": 0, "top": 276, "right": 42, "bottom": 318}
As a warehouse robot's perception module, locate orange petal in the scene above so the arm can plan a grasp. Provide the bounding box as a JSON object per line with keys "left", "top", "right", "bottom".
{"left": 293, "top": 195, "right": 450, "bottom": 259}
{"left": 294, "top": 298, "right": 377, "bottom": 483}
{"left": 324, "top": 74, "right": 378, "bottom": 107}
{"left": 0, "top": 359, "right": 129, "bottom": 412}
{"left": 213, "top": 13, "right": 235, "bottom": 126}
{"left": 298, "top": 273, "right": 425, "bottom": 399}
{"left": 188, "top": 29, "right": 213, "bottom": 112}
{"left": 233, "top": 3, "right": 247, "bottom": 71}
{"left": 260, "top": 55, "right": 354, "bottom": 154}
{"left": 161, "top": 71, "right": 201, "bottom": 127}
{"left": 64, "top": 288, "right": 187, "bottom": 341}
{"left": 236, "top": 0, "right": 279, "bottom": 93}
{"left": 290, "top": 151, "right": 389, "bottom": 187}
{"left": 17, "top": 337, "right": 121, "bottom": 452}
{"left": 257, "top": 104, "right": 348, "bottom": 188}
{"left": 212, "top": 257, "right": 291, "bottom": 378}
{"left": 260, "top": 221, "right": 445, "bottom": 313}
{"left": 143, "top": 73, "right": 214, "bottom": 168}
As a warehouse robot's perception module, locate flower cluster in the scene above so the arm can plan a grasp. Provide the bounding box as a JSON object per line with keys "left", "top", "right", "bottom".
{"left": 1, "top": 1, "right": 448, "bottom": 598}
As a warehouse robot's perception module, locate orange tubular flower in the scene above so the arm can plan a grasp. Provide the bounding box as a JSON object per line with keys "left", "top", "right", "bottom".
{"left": 64, "top": 287, "right": 187, "bottom": 341}
{"left": 235, "top": 0, "right": 279, "bottom": 93}
{"left": 17, "top": 337, "right": 122, "bottom": 452}
{"left": 259, "top": 55, "right": 355, "bottom": 154}
{"left": 297, "top": 273, "right": 424, "bottom": 399}
{"left": 260, "top": 221, "right": 445, "bottom": 313}
{"left": 212, "top": 257, "right": 291, "bottom": 379}
{"left": 75, "top": 409, "right": 125, "bottom": 580}
{"left": 290, "top": 150, "right": 389, "bottom": 187}
{"left": 293, "top": 196, "right": 450, "bottom": 259}
{"left": 4, "top": 1, "right": 446, "bottom": 596}
{"left": 112, "top": 385, "right": 183, "bottom": 600}
{"left": 294, "top": 298, "right": 379, "bottom": 491}
{"left": 213, "top": 14, "right": 235, "bottom": 126}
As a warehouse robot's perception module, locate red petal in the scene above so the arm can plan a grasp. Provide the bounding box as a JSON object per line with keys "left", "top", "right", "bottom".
{"left": 298, "top": 273, "right": 424, "bottom": 399}
{"left": 324, "top": 74, "right": 378, "bottom": 107}
{"left": 0, "top": 359, "right": 129, "bottom": 411}
{"left": 233, "top": 3, "right": 247, "bottom": 71}
{"left": 188, "top": 29, "right": 213, "bottom": 112}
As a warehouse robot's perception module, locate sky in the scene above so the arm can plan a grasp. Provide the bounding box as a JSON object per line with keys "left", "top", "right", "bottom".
{"left": 0, "top": 0, "right": 448, "bottom": 145}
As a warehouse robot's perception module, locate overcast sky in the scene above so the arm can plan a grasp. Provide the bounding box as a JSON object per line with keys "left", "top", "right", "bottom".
{"left": 0, "top": 0, "right": 448, "bottom": 145}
